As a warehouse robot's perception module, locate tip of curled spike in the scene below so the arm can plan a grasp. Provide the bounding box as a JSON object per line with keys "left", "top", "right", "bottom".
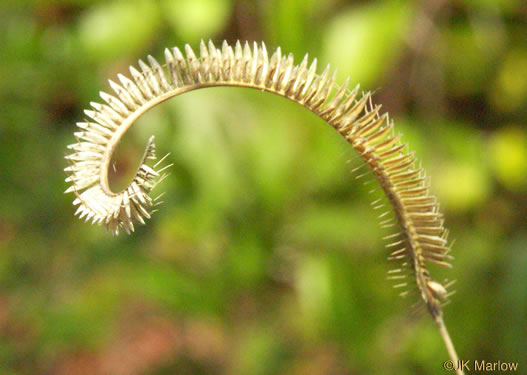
{"left": 65, "top": 134, "right": 173, "bottom": 236}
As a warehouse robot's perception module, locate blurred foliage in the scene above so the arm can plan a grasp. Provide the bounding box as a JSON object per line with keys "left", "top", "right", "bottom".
{"left": 0, "top": 0, "right": 526, "bottom": 374}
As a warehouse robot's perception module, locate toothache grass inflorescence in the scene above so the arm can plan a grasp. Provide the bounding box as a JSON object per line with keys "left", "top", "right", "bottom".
{"left": 64, "top": 40, "right": 464, "bottom": 374}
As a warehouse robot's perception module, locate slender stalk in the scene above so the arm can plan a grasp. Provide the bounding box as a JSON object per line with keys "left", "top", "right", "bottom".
{"left": 435, "top": 314, "right": 464, "bottom": 375}
{"left": 64, "top": 41, "right": 465, "bottom": 373}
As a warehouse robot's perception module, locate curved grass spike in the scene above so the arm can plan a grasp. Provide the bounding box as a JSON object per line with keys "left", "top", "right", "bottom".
{"left": 64, "top": 40, "right": 463, "bottom": 374}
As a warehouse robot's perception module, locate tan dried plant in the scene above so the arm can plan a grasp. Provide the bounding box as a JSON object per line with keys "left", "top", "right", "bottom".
{"left": 64, "top": 40, "right": 464, "bottom": 374}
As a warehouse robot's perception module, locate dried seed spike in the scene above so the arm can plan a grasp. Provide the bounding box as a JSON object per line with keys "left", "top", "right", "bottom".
{"left": 221, "top": 41, "right": 235, "bottom": 81}
{"left": 164, "top": 48, "right": 181, "bottom": 87}
{"left": 99, "top": 91, "right": 130, "bottom": 116}
{"left": 199, "top": 40, "right": 212, "bottom": 81}
{"left": 138, "top": 58, "right": 160, "bottom": 95}
{"left": 207, "top": 39, "right": 217, "bottom": 56}
{"left": 108, "top": 79, "right": 137, "bottom": 110}
{"left": 255, "top": 41, "right": 269, "bottom": 85}
{"left": 84, "top": 108, "right": 117, "bottom": 130}
{"left": 298, "top": 58, "right": 318, "bottom": 100}
{"left": 221, "top": 40, "right": 230, "bottom": 54}
{"left": 278, "top": 53, "right": 295, "bottom": 93}
{"left": 185, "top": 44, "right": 201, "bottom": 83}
{"left": 199, "top": 39, "right": 209, "bottom": 60}
{"left": 96, "top": 102, "right": 122, "bottom": 122}
{"left": 384, "top": 152, "right": 415, "bottom": 169}
{"left": 330, "top": 83, "right": 360, "bottom": 123}
{"left": 355, "top": 106, "right": 383, "bottom": 136}
{"left": 320, "top": 77, "right": 350, "bottom": 116}
{"left": 338, "top": 93, "right": 370, "bottom": 134}
{"left": 304, "top": 63, "right": 329, "bottom": 104}
{"left": 65, "top": 43, "right": 460, "bottom": 366}
{"left": 117, "top": 73, "right": 145, "bottom": 104}
{"left": 234, "top": 40, "right": 243, "bottom": 60}
{"left": 148, "top": 55, "right": 170, "bottom": 92}
{"left": 249, "top": 41, "right": 260, "bottom": 84}
{"left": 172, "top": 47, "right": 192, "bottom": 85}
{"left": 208, "top": 40, "right": 221, "bottom": 81}
{"left": 76, "top": 121, "right": 113, "bottom": 138}
{"left": 130, "top": 65, "right": 153, "bottom": 99}
{"left": 310, "top": 69, "right": 337, "bottom": 110}
{"left": 366, "top": 122, "right": 392, "bottom": 144}
{"left": 231, "top": 40, "right": 243, "bottom": 82}
{"left": 290, "top": 53, "right": 309, "bottom": 97}
{"left": 242, "top": 41, "right": 252, "bottom": 83}
{"left": 374, "top": 134, "right": 401, "bottom": 153}
{"left": 378, "top": 143, "right": 407, "bottom": 159}
{"left": 74, "top": 131, "right": 107, "bottom": 145}
{"left": 267, "top": 47, "right": 282, "bottom": 88}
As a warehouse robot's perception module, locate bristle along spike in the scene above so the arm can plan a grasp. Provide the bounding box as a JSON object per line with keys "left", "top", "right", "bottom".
{"left": 65, "top": 44, "right": 459, "bottom": 365}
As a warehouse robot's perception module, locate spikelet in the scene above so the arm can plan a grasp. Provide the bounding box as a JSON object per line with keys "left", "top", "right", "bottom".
{"left": 64, "top": 40, "right": 454, "bottom": 318}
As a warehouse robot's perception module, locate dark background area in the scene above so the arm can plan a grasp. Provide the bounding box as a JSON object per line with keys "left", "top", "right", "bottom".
{"left": 0, "top": 0, "right": 526, "bottom": 374}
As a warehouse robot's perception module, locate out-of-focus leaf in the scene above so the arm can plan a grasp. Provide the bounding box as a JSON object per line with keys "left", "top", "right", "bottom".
{"left": 161, "top": 0, "right": 231, "bottom": 42}
{"left": 457, "top": 0, "right": 521, "bottom": 13}
{"left": 322, "top": 0, "right": 413, "bottom": 88}
{"left": 488, "top": 126, "right": 527, "bottom": 191}
{"left": 490, "top": 49, "right": 527, "bottom": 112}
{"left": 441, "top": 22, "right": 503, "bottom": 96}
{"left": 434, "top": 162, "right": 491, "bottom": 212}
{"left": 233, "top": 326, "right": 282, "bottom": 375}
{"left": 287, "top": 203, "right": 381, "bottom": 252}
{"left": 295, "top": 255, "right": 332, "bottom": 333}
{"left": 78, "top": 0, "right": 161, "bottom": 60}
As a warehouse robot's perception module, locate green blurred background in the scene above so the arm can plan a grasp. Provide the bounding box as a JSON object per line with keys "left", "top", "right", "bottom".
{"left": 1, "top": 0, "right": 526, "bottom": 374}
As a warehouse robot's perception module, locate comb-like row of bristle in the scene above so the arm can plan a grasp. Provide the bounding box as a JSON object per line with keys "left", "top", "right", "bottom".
{"left": 64, "top": 40, "right": 453, "bottom": 316}
{"left": 65, "top": 135, "right": 170, "bottom": 234}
